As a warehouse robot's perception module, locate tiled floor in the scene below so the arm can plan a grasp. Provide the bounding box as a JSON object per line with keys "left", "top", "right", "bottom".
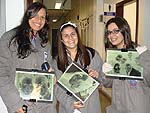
{"left": 99, "top": 87, "right": 111, "bottom": 113}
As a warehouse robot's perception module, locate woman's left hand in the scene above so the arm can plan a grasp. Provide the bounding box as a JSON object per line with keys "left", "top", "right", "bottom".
{"left": 88, "top": 68, "right": 99, "bottom": 78}
{"left": 48, "top": 67, "right": 57, "bottom": 85}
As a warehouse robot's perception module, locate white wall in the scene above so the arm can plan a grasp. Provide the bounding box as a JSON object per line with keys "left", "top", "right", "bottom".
{"left": 0, "top": 0, "right": 24, "bottom": 37}
{"left": 0, "top": 97, "right": 8, "bottom": 113}
{"left": 0, "top": 0, "right": 6, "bottom": 37}
{"left": 143, "top": 0, "right": 150, "bottom": 49}
{"left": 138, "top": 0, "right": 150, "bottom": 49}
{"left": 0, "top": 0, "right": 24, "bottom": 112}
{"left": 6, "top": 0, "right": 24, "bottom": 31}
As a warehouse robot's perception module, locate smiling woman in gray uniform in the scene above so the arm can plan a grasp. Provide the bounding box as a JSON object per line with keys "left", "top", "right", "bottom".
{"left": 103, "top": 16, "right": 150, "bottom": 113}
{"left": 0, "top": 2, "right": 56, "bottom": 113}
{"left": 52, "top": 22, "right": 103, "bottom": 113}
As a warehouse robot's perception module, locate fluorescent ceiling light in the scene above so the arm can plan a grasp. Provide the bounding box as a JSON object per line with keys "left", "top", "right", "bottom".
{"left": 55, "top": 2, "right": 62, "bottom": 9}
{"left": 52, "top": 19, "right": 57, "bottom": 22}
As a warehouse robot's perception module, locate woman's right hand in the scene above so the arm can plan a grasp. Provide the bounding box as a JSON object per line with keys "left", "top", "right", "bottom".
{"left": 73, "top": 101, "right": 85, "bottom": 109}
{"left": 48, "top": 67, "right": 57, "bottom": 85}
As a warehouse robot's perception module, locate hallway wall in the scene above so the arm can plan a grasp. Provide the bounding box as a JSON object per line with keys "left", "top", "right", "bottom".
{"left": 64, "top": 0, "right": 105, "bottom": 59}
{"left": 142, "top": 0, "right": 150, "bottom": 49}
{"left": 0, "top": 0, "right": 24, "bottom": 112}
{"left": 0, "top": 0, "right": 150, "bottom": 112}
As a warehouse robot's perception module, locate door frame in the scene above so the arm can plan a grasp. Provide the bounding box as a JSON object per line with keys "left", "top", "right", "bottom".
{"left": 116, "top": 0, "right": 139, "bottom": 44}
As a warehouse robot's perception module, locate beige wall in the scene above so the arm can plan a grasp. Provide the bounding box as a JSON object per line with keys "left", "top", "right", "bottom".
{"left": 137, "top": 0, "right": 144, "bottom": 45}
{"left": 65, "top": 0, "right": 94, "bottom": 47}
{"left": 124, "top": 1, "right": 136, "bottom": 42}
{"left": 64, "top": 0, "right": 105, "bottom": 60}
{"left": 45, "top": 0, "right": 147, "bottom": 59}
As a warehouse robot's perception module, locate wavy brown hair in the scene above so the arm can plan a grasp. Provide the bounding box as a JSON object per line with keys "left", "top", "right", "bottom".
{"left": 53, "top": 23, "right": 95, "bottom": 72}
{"left": 9, "top": 2, "right": 49, "bottom": 59}
{"left": 104, "top": 16, "right": 137, "bottom": 49}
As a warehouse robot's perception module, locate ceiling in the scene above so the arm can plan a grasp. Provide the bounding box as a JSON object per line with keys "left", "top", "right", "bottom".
{"left": 43, "top": 0, "right": 71, "bottom": 9}
{"left": 42, "top": 0, "right": 71, "bottom": 22}
{"left": 47, "top": 9, "right": 70, "bottom": 22}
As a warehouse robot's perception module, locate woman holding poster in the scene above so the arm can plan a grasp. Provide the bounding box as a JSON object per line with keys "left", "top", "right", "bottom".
{"left": 103, "top": 16, "right": 150, "bottom": 113}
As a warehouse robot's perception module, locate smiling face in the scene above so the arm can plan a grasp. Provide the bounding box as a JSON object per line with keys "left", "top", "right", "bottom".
{"left": 107, "top": 23, "right": 125, "bottom": 49}
{"left": 29, "top": 8, "right": 46, "bottom": 35}
{"left": 61, "top": 26, "right": 78, "bottom": 52}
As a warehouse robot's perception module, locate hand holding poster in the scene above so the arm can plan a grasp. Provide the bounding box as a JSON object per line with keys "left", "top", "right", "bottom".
{"left": 58, "top": 62, "right": 100, "bottom": 103}
{"left": 15, "top": 68, "right": 54, "bottom": 102}
{"left": 105, "top": 49, "right": 143, "bottom": 79}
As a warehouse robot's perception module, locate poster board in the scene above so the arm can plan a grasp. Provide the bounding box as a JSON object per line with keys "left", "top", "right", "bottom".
{"left": 15, "top": 68, "right": 54, "bottom": 102}
{"left": 105, "top": 49, "right": 143, "bottom": 79}
{"left": 58, "top": 62, "right": 99, "bottom": 103}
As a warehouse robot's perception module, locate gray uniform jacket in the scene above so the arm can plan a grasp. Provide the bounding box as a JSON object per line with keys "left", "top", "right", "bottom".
{"left": 0, "top": 29, "right": 57, "bottom": 113}
{"left": 52, "top": 49, "right": 103, "bottom": 113}
{"left": 103, "top": 50, "right": 150, "bottom": 113}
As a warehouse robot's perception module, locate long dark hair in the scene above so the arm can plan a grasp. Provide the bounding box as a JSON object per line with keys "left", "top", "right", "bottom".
{"left": 54, "top": 22, "right": 95, "bottom": 72}
{"left": 104, "top": 16, "right": 137, "bottom": 49}
{"left": 9, "top": 2, "right": 49, "bottom": 59}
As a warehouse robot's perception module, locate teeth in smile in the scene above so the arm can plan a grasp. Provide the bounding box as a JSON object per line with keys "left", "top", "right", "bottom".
{"left": 111, "top": 38, "right": 117, "bottom": 41}
{"left": 69, "top": 41, "right": 74, "bottom": 43}
{"left": 69, "top": 42, "right": 74, "bottom": 45}
{"left": 34, "top": 23, "right": 40, "bottom": 27}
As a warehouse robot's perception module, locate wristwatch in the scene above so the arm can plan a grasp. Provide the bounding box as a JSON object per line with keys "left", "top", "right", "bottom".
{"left": 22, "top": 105, "right": 28, "bottom": 113}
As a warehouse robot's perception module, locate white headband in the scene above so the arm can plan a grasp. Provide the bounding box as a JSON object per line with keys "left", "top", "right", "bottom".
{"left": 60, "top": 22, "right": 77, "bottom": 31}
